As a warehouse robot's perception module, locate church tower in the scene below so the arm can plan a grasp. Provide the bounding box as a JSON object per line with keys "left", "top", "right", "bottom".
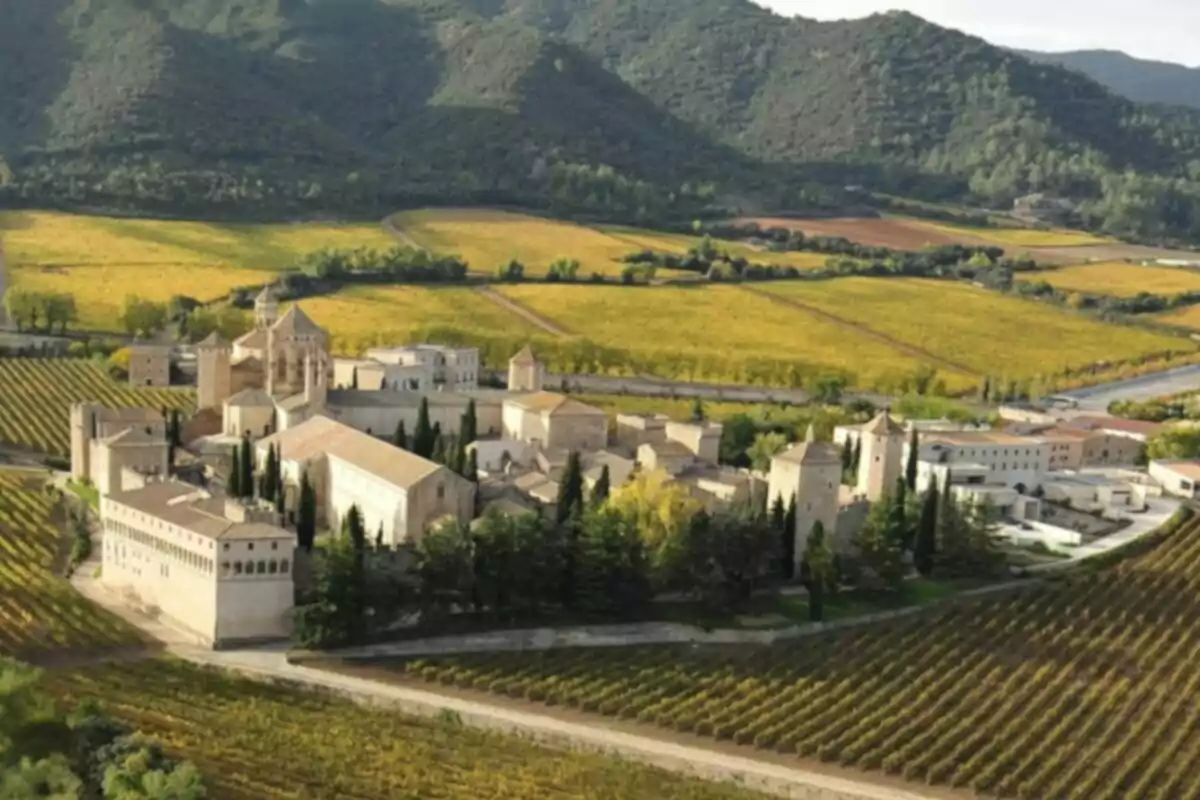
{"left": 255, "top": 286, "right": 279, "bottom": 329}
{"left": 508, "top": 345, "right": 545, "bottom": 392}
{"left": 196, "top": 332, "right": 233, "bottom": 411}
{"left": 857, "top": 410, "right": 906, "bottom": 502}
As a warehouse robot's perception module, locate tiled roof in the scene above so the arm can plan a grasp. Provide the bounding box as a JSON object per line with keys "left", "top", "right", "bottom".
{"left": 506, "top": 392, "right": 605, "bottom": 417}
{"left": 271, "top": 305, "right": 323, "bottom": 336}
{"left": 775, "top": 441, "right": 841, "bottom": 466}
{"left": 510, "top": 345, "right": 538, "bottom": 365}
{"left": 226, "top": 388, "right": 275, "bottom": 408}
{"left": 105, "top": 482, "right": 292, "bottom": 542}
{"left": 233, "top": 328, "right": 267, "bottom": 351}
{"left": 197, "top": 332, "right": 228, "bottom": 348}
{"left": 1155, "top": 460, "right": 1200, "bottom": 482}
{"left": 862, "top": 411, "right": 905, "bottom": 437}
{"left": 258, "top": 415, "right": 446, "bottom": 490}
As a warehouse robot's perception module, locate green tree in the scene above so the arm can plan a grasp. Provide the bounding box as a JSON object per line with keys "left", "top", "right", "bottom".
{"left": 228, "top": 451, "right": 242, "bottom": 500}
{"left": 392, "top": 420, "right": 407, "bottom": 451}
{"left": 914, "top": 483, "right": 939, "bottom": 577}
{"left": 575, "top": 509, "right": 652, "bottom": 617}
{"left": 296, "top": 471, "right": 317, "bottom": 552}
{"left": 555, "top": 452, "right": 585, "bottom": 525}
{"left": 465, "top": 449, "right": 478, "bottom": 483}
{"left": 413, "top": 521, "right": 475, "bottom": 620}
{"left": 782, "top": 495, "right": 797, "bottom": 580}
{"left": 802, "top": 520, "right": 835, "bottom": 622}
{"left": 260, "top": 445, "right": 277, "bottom": 503}
{"left": 854, "top": 490, "right": 908, "bottom": 594}
{"left": 100, "top": 738, "right": 206, "bottom": 799}
{"left": 747, "top": 431, "right": 789, "bottom": 471}
{"left": 461, "top": 400, "right": 478, "bottom": 445}
{"left": 119, "top": 296, "right": 168, "bottom": 339}
{"left": 690, "top": 397, "right": 706, "bottom": 422}
{"left": 590, "top": 464, "right": 611, "bottom": 508}
{"left": 413, "top": 398, "right": 434, "bottom": 458}
{"left": 905, "top": 428, "right": 919, "bottom": 492}
{"left": 238, "top": 436, "right": 254, "bottom": 499}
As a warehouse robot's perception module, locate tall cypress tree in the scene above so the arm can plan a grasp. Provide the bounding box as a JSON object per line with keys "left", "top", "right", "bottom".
{"left": 465, "top": 449, "right": 478, "bottom": 483}
{"left": 851, "top": 437, "right": 862, "bottom": 475}
{"left": 297, "top": 471, "right": 316, "bottom": 551}
{"left": 461, "top": 400, "right": 478, "bottom": 445}
{"left": 239, "top": 435, "right": 254, "bottom": 499}
{"left": 591, "top": 465, "right": 611, "bottom": 508}
{"left": 431, "top": 434, "right": 446, "bottom": 465}
{"left": 393, "top": 420, "right": 408, "bottom": 451}
{"left": 905, "top": 428, "right": 920, "bottom": 492}
{"left": 262, "top": 445, "right": 277, "bottom": 503}
{"left": 556, "top": 452, "right": 584, "bottom": 525}
{"left": 804, "top": 520, "right": 833, "bottom": 622}
{"left": 229, "top": 450, "right": 242, "bottom": 499}
{"left": 782, "top": 495, "right": 797, "bottom": 580}
{"left": 888, "top": 476, "right": 909, "bottom": 550}
{"left": 413, "top": 398, "right": 433, "bottom": 458}
{"left": 915, "top": 483, "right": 939, "bottom": 577}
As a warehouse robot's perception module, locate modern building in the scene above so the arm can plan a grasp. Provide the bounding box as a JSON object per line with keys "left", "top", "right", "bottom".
{"left": 70, "top": 404, "right": 169, "bottom": 495}
{"left": 916, "top": 431, "right": 1052, "bottom": 493}
{"left": 257, "top": 415, "right": 475, "bottom": 545}
{"left": 1149, "top": 460, "right": 1200, "bottom": 499}
{"left": 100, "top": 481, "right": 295, "bottom": 647}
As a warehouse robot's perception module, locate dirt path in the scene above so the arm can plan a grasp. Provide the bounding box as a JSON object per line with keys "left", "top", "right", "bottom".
{"left": 738, "top": 286, "right": 980, "bottom": 377}
{"left": 475, "top": 285, "right": 571, "bottom": 337}
{"left": 381, "top": 214, "right": 423, "bottom": 251}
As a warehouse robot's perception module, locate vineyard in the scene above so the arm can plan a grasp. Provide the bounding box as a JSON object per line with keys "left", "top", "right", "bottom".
{"left": 1025, "top": 261, "right": 1200, "bottom": 299}
{"left": 46, "top": 658, "right": 767, "bottom": 800}
{"left": 0, "top": 359, "right": 194, "bottom": 455}
{"left": 0, "top": 469, "right": 143, "bottom": 658}
{"left": 389, "top": 513, "right": 1200, "bottom": 800}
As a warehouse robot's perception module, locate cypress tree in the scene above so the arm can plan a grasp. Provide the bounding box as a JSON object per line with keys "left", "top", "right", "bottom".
{"left": 239, "top": 435, "right": 254, "bottom": 499}
{"left": 782, "top": 495, "right": 797, "bottom": 580}
{"left": 691, "top": 397, "right": 705, "bottom": 422}
{"left": 262, "top": 445, "right": 277, "bottom": 503}
{"left": 804, "top": 520, "right": 833, "bottom": 622}
{"left": 297, "top": 471, "right": 316, "bottom": 551}
{"left": 414, "top": 398, "right": 433, "bottom": 458}
{"left": 888, "top": 476, "right": 908, "bottom": 549}
{"left": 350, "top": 367, "right": 359, "bottom": 389}
{"left": 915, "top": 483, "right": 939, "bottom": 577}
{"left": 591, "top": 464, "right": 611, "bottom": 507}
{"left": 555, "top": 452, "right": 584, "bottom": 525}
{"left": 465, "top": 449, "right": 478, "bottom": 483}
{"left": 851, "top": 437, "right": 862, "bottom": 475}
{"left": 841, "top": 438, "right": 852, "bottom": 476}
{"left": 770, "top": 494, "right": 785, "bottom": 532}
{"left": 393, "top": 420, "right": 408, "bottom": 450}
{"left": 461, "top": 400, "right": 478, "bottom": 445}
{"left": 431, "top": 434, "right": 446, "bottom": 465}
{"left": 229, "top": 450, "right": 242, "bottom": 499}
{"left": 905, "top": 428, "right": 919, "bottom": 492}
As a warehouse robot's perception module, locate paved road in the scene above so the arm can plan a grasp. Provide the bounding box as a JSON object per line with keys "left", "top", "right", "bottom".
{"left": 1060, "top": 364, "right": 1200, "bottom": 411}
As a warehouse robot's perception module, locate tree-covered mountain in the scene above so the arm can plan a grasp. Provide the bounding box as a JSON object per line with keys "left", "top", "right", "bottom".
{"left": 2, "top": 0, "right": 1200, "bottom": 242}
{"left": 1018, "top": 49, "right": 1200, "bottom": 112}
{"left": 0, "top": 0, "right": 770, "bottom": 220}
{"left": 490, "top": 0, "right": 1200, "bottom": 240}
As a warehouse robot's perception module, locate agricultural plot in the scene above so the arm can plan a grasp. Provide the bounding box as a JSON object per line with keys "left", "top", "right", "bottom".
{"left": 3, "top": 210, "right": 394, "bottom": 331}
{"left": 0, "top": 469, "right": 143, "bottom": 659}
{"left": 391, "top": 209, "right": 705, "bottom": 277}
{"left": 0, "top": 359, "right": 193, "bottom": 455}
{"left": 390, "top": 513, "right": 1200, "bottom": 800}
{"left": 47, "top": 659, "right": 766, "bottom": 800}
{"left": 908, "top": 220, "right": 1111, "bottom": 248}
{"left": 1023, "top": 262, "right": 1200, "bottom": 298}
{"left": 494, "top": 284, "right": 974, "bottom": 391}
{"left": 299, "top": 286, "right": 544, "bottom": 357}
{"left": 1156, "top": 305, "right": 1200, "bottom": 330}
{"left": 735, "top": 217, "right": 969, "bottom": 250}
{"left": 604, "top": 227, "right": 830, "bottom": 270}
{"left": 758, "top": 278, "right": 1187, "bottom": 380}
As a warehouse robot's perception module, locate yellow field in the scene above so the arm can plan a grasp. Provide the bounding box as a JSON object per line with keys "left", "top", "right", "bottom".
{"left": 495, "top": 284, "right": 970, "bottom": 390}
{"left": 603, "top": 227, "right": 830, "bottom": 270}
{"left": 1023, "top": 262, "right": 1200, "bottom": 298}
{"left": 0, "top": 359, "right": 194, "bottom": 455}
{"left": 1156, "top": 305, "right": 1200, "bottom": 330}
{"left": 908, "top": 219, "right": 1110, "bottom": 247}
{"left": 3, "top": 210, "right": 397, "bottom": 330}
{"left": 297, "top": 286, "right": 543, "bottom": 356}
{"left": 758, "top": 278, "right": 1186, "bottom": 379}
{"left": 0, "top": 468, "right": 143, "bottom": 659}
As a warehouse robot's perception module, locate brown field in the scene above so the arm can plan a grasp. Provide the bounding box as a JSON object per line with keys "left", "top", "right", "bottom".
{"left": 737, "top": 217, "right": 968, "bottom": 250}
{"left": 1030, "top": 244, "right": 1200, "bottom": 267}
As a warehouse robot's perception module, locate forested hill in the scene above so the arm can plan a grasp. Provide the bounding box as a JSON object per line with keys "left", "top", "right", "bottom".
{"left": 0, "top": 0, "right": 766, "bottom": 221}
{"left": 493, "top": 0, "right": 1200, "bottom": 242}
{"left": 1018, "top": 49, "right": 1200, "bottom": 111}
{"left": 3, "top": 0, "right": 1200, "bottom": 242}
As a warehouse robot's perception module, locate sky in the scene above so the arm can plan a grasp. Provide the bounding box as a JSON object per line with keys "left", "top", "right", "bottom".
{"left": 761, "top": 1, "right": 1200, "bottom": 67}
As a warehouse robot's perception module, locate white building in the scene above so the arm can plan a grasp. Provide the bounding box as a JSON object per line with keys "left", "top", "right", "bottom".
{"left": 70, "top": 404, "right": 169, "bottom": 496}
{"left": 917, "top": 431, "right": 1052, "bottom": 493}
{"left": 335, "top": 345, "right": 481, "bottom": 392}
{"left": 1149, "top": 460, "right": 1200, "bottom": 499}
{"left": 258, "top": 415, "right": 475, "bottom": 545}
{"left": 100, "top": 481, "right": 295, "bottom": 647}
{"left": 501, "top": 392, "right": 608, "bottom": 452}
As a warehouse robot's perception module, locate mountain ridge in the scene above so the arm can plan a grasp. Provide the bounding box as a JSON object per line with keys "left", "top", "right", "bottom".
{"left": 1017, "top": 48, "right": 1200, "bottom": 111}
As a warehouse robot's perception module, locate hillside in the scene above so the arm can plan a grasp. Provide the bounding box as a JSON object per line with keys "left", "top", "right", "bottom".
{"left": 0, "top": 0, "right": 762, "bottom": 221}
{"left": 1019, "top": 49, "right": 1200, "bottom": 111}
{"left": 492, "top": 0, "right": 1200, "bottom": 241}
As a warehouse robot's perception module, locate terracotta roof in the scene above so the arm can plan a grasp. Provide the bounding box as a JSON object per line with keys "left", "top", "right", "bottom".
{"left": 258, "top": 415, "right": 446, "bottom": 490}
{"left": 1155, "top": 460, "right": 1200, "bottom": 482}
{"left": 775, "top": 441, "right": 841, "bottom": 466}
{"left": 234, "top": 328, "right": 267, "bottom": 351}
{"left": 510, "top": 345, "right": 538, "bottom": 365}
{"left": 862, "top": 411, "right": 905, "bottom": 437}
{"left": 506, "top": 392, "right": 605, "bottom": 417}
{"left": 513, "top": 472, "right": 559, "bottom": 503}
{"left": 226, "top": 388, "right": 275, "bottom": 408}
{"left": 925, "top": 431, "right": 1037, "bottom": 446}
{"left": 1063, "top": 415, "right": 1163, "bottom": 439}
{"left": 641, "top": 441, "right": 694, "bottom": 459}
{"left": 271, "top": 305, "right": 323, "bottom": 336}
{"left": 105, "top": 482, "right": 292, "bottom": 542}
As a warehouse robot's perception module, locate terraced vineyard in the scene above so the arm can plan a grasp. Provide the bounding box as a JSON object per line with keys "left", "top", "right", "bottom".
{"left": 0, "top": 359, "right": 193, "bottom": 455}
{"left": 0, "top": 469, "right": 142, "bottom": 659}
{"left": 47, "top": 659, "right": 767, "bottom": 800}
{"left": 390, "top": 513, "right": 1200, "bottom": 800}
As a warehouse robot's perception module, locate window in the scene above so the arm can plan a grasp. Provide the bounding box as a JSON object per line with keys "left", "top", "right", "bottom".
{"left": 271, "top": 542, "right": 278, "bottom": 551}
{"left": 257, "top": 560, "right": 267, "bottom": 574}
{"left": 233, "top": 561, "right": 243, "bottom": 575}
{"left": 223, "top": 543, "right": 230, "bottom": 551}
{"left": 268, "top": 561, "right": 278, "bottom": 574}
{"left": 437, "top": 484, "right": 445, "bottom": 500}
{"left": 248, "top": 542, "right": 254, "bottom": 551}
{"left": 280, "top": 560, "right": 290, "bottom": 574}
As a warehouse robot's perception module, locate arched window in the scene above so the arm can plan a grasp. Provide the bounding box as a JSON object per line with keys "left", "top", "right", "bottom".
{"left": 268, "top": 561, "right": 278, "bottom": 575}
{"left": 233, "top": 561, "right": 243, "bottom": 575}
{"left": 256, "top": 560, "right": 267, "bottom": 574}
{"left": 280, "top": 560, "right": 290, "bottom": 574}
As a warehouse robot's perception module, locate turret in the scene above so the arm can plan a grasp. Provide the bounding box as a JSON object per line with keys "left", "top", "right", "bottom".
{"left": 508, "top": 345, "right": 545, "bottom": 392}
{"left": 255, "top": 286, "right": 279, "bottom": 329}
{"left": 857, "top": 410, "right": 906, "bottom": 502}
{"left": 196, "top": 332, "right": 232, "bottom": 411}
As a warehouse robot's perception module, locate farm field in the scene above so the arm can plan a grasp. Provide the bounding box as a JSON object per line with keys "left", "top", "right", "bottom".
{"left": 908, "top": 220, "right": 1111, "bottom": 248}
{"left": 494, "top": 284, "right": 974, "bottom": 392}
{"left": 391, "top": 209, "right": 703, "bottom": 277}
{"left": 46, "top": 658, "right": 768, "bottom": 800}
{"left": 3, "top": 210, "right": 396, "bottom": 331}
{"left": 1155, "top": 305, "right": 1200, "bottom": 330}
{"left": 1028, "top": 243, "right": 1200, "bottom": 267}
{"left": 0, "top": 468, "right": 144, "bottom": 660}
{"left": 379, "top": 512, "right": 1200, "bottom": 800}
{"left": 735, "top": 217, "right": 968, "bottom": 250}
{"left": 603, "top": 226, "right": 830, "bottom": 270}
{"left": 1023, "top": 262, "right": 1200, "bottom": 298}
{"left": 757, "top": 278, "right": 1187, "bottom": 381}
{"left": 298, "top": 287, "right": 545, "bottom": 358}
{"left": 0, "top": 359, "right": 193, "bottom": 455}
